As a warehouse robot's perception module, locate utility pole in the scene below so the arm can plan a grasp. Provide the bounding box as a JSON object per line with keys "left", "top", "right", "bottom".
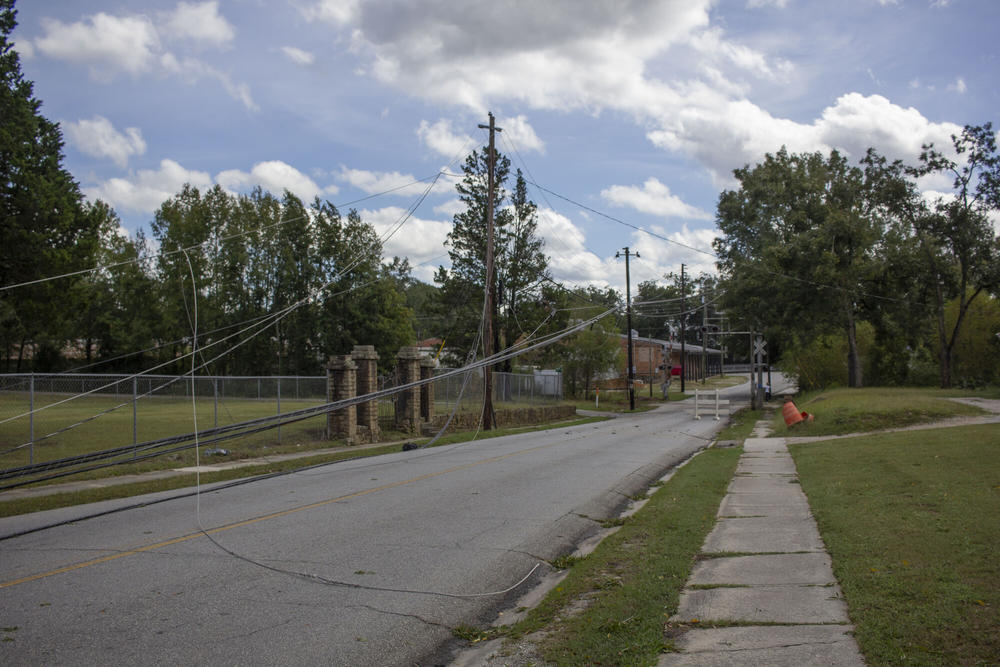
{"left": 616, "top": 247, "right": 639, "bottom": 411}
{"left": 478, "top": 112, "right": 501, "bottom": 430}
{"left": 679, "top": 263, "right": 686, "bottom": 393}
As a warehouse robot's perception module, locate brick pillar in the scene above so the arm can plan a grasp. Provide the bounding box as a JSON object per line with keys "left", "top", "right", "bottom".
{"left": 351, "top": 345, "right": 380, "bottom": 443}
{"left": 327, "top": 355, "right": 357, "bottom": 444}
{"left": 395, "top": 346, "right": 421, "bottom": 433}
{"left": 420, "top": 357, "right": 436, "bottom": 423}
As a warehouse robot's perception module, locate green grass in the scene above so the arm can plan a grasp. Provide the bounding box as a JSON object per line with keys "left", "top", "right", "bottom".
{"left": 468, "top": 445, "right": 741, "bottom": 665}
{"left": 790, "top": 424, "right": 1000, "bottom": 665}
{"left": 0, "top": 415, "right": 607, "bottom": 517}
{"left": 715, "top": 407, "right": 763, "bottom": 443}
{"left": 568, "top": 377, "right": 724, "bottom": 413}
{"left": 771, "top": 387, "right": 987, "bottom": 436}
{"left": 0, "top": 393, "right": 332, "bottom": 471}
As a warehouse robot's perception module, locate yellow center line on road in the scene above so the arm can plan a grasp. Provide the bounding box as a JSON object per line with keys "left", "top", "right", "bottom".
{"left": 1, "top": 433, "right": 583, "bottom": 590}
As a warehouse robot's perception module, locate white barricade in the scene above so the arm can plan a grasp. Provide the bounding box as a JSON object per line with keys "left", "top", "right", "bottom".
{"left": 693, "top": 389, "right": 730, "bottom": 421}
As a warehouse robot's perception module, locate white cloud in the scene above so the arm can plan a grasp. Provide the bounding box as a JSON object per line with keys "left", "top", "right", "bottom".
{"left": 433, "top": 199, "right": 466, "bottom": 218}
{"left": 304, "top": 0, "right": 361, "bottom": 25}
{"left": 499, "top": 115, "right": 545, "bottom": 154}
{"left": 313, "top": 0, "right": 712, "bottom": 112}
{"left": 160, "top": 53, "right": 258, "bottom": 110}
{"left": 947, "top": 77, "right": 967, "bottom": 94}
{"left": 32, "top": 7, "right": 254, "bottom": 109}
{"left": 630, "top": 224, "right": 718, "bottom": 279}
{"left": 535, "top": 209, "right": 608, "bottom": 285}
{"left": 34, "top": 13, "right": 160, "bottom": 77}
{"left": 687, "top": 28, "right": 793, "bottom": 81}
{"left": 337, "top": 167, "right": 452, "bottom": 197}
{"left": 13, "top": 39, "right": 34, "bottom": 59}
{"left": 217, "top": 161, "right": 334, "bottom": 201}
{"left": 64, "top": 116, "right": 146, "bottom": 168}
{"left": 418, "top": 119, "right": 475, "bottom": 159}
{"left": 747, "top": 0, "right": 789, "bottom": 7}
{"left": 161, "top": 1, "right": 235, "bottom": 46}
{"left": 360, "top": 206, "right": 452, "bottom": 280}
{"left": 85, "top": 159, "right": 212, "bottom": 213}
{"left": 281, "top": 46, "right": 316, "bottom": 66}
{"left": 602, "top": 178, "right": 712, "bottom": 221}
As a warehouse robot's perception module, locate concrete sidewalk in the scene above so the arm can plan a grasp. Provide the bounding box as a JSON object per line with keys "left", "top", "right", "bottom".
{"left": 660, "top": 425, "right": 864, "bottom": 666}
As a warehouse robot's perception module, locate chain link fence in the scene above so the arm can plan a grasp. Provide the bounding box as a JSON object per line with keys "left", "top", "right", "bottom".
{"left": 1, "top": 369, "right": 562, "bottom": 468}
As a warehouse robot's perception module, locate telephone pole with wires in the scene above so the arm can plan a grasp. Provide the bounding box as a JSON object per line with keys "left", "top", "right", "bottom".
{"left": 616, "top": 247, "right": 639, "bottom": 411}
{"left": 679, "top": 263, "right": 686, "bottom": 394}
{"left": 478, "top": 112, "right": 501, "bottom": 430}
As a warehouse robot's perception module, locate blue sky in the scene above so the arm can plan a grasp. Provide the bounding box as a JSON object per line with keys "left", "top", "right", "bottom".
{"left": 11, "top": 0, "right": 999, "bottom": 292}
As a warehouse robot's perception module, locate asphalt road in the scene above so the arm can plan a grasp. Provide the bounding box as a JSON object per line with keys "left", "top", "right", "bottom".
{"left": 0, "top": 380, "right": 765, "bottom": 666}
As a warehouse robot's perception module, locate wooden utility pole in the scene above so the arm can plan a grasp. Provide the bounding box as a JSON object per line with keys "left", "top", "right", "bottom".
{"left": 680, "top": 263, "right": 686, "bottom": 393}
{"left": 616, "top": 247, "right": 639, "bottom": 411}
{"left": 478, "top": 112, "right": 501, "bottom": 430}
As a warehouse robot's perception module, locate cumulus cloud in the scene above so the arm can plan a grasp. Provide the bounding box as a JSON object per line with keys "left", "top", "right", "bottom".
{"left": 534, "top": 209, "right": 608, "bottom": 285}
{"left": 499, "top": 115, "right": 545, "bottom": 154}
{"left": 217, "top": 161, "right": 335, "bottom": 201}
{"left": 160, "top": 53, "right": 257, "bottom": 110}
{"left": 281, "top": 46, "right": 315, "bottom": 66}
{"left": 64, "top": 116, "right": 146, "bottom": 168}
{"left": 947, "top": 77, "right": 967, "bottom": 94}
{"left": 85, "top": 159, "right": 212, "bottom": 213}
{"left": 31, "top": 5, "right": 253, "bottom": 109}
{"left": 34, "top": 13, "right": 160, "bottom": 77}
{"left": 418, "top": 119, "right": 475, "bottom": 159}
{"left": 13, "top": 39, "right": 34, "bottom": 59}
{"left": 337, "top": 167, "right": 452, "bottom": 196}
{"left": 307, "top": 0, "right": 711, "bottom": 112}
{"left": 602, "top": 178, "right": 712, "bottom": 221}
{"left": 360, "top": 206, "right": 452, "bottom": 281}
{"left": 161, "top": 1, "right": 235, "bottom": 46}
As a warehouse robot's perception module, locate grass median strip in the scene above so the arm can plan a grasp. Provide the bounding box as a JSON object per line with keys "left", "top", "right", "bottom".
{"left": 790, "top": 424, "right": 999, "bottom": 665}
{"left": 0, "top": 416, "right": 607, "bottom": 517}
{"left": 463, "top": 444, "right": 740, "bottom": 665}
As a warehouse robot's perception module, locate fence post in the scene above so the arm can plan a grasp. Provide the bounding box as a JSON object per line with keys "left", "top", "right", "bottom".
{"left": 29, "top": 373, "right": 34, "bottom": 465}
{"left": 213, "top": 377, "right": 219, "bottom": 428}
{"left": 277, "top": 377, "right": 282, "bottom": 445}
{"left": 132, "top": 376, "right": 138, "bottom": 448}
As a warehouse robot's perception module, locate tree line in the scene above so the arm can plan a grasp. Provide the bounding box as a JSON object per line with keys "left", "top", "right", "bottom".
{"left": 713, "top": 129, "right": 1000, "bottom": 389}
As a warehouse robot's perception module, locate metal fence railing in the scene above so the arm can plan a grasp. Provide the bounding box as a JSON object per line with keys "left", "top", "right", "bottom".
{"left": 0, "top": 373, "right": 329, "bottom": 466}
{"left": 1, "top": 369, "right": 563, "bottom": 468}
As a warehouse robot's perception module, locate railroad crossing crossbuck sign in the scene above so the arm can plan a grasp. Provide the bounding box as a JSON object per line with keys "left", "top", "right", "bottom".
{"left": 754, "top": 338, "right": 766, "bottom": 357}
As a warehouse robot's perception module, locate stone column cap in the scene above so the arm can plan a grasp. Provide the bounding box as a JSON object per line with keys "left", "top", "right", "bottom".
{"left": 327, "top": 354, "right": 357, "bottom": 370}
{"left": 419, "top": 357, "right": 437, "bottom": 368}
{"left": 397, "top": 345, "right": 421, "bottom": 360}
{"left": 351, "top": 344, "right": 379, "bottom": 360}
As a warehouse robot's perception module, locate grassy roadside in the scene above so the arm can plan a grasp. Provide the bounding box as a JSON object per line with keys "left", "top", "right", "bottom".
{"left": 771, "top": 387, "right": 989, "bottom": 436}
{"left": 790, "top": 424, "right": 999, "bottom": 665}
{"left": 569, "top": 375, "right": 745, "bottom": 414}
{"left": 0, "top": 416, "right": 607, "bottom": 518}
{"left": 456, "top": 444, "right": 741, "bottom": 665}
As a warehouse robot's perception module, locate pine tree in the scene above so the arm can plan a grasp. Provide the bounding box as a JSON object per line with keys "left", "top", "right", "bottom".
{"left": 1, "top": 0, "right": 103, "bottom": 370}
{"left": 434, "top": 146, "right": 550, "bottom": 367}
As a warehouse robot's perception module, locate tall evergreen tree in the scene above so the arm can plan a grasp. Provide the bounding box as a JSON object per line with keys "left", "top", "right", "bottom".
{"left": 434, "top": 146, "right": 550, "bottom": 368}
{"left": 0, "top": 0, "right": 104, "bottom": 370}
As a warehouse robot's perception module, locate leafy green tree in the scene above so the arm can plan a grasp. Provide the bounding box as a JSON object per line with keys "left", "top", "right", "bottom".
{"left": 0, "top": 0, "right": 104, "bottom": 370}
{"left": 562, "top": 317, "right": 624, "bottom": 399}
{"left": 911, "top": 123, "right": 1000, "bottom": 387}
{"left": 74, "top": 202, "right": 158, "bottom": 371}
{"left": 714, "top": 149, "right": 886, "bottom": 387}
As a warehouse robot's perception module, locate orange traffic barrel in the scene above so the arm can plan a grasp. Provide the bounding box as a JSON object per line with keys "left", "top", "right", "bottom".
{"left": 782, "top": 397, "right": 805, "bottom": 427}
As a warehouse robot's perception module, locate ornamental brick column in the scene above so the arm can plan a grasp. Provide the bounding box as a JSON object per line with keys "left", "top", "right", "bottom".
{"left": 351, "top": 345, "right": 380, "bottom": 443}
{"left": 420, "top": 357, "right": 436, "bottom": 424}
{"left": 327, "top": 355, "right": 357, "bottom": 445}
{"left": 395, "top": 346, "right": 421, "bottom": 433}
